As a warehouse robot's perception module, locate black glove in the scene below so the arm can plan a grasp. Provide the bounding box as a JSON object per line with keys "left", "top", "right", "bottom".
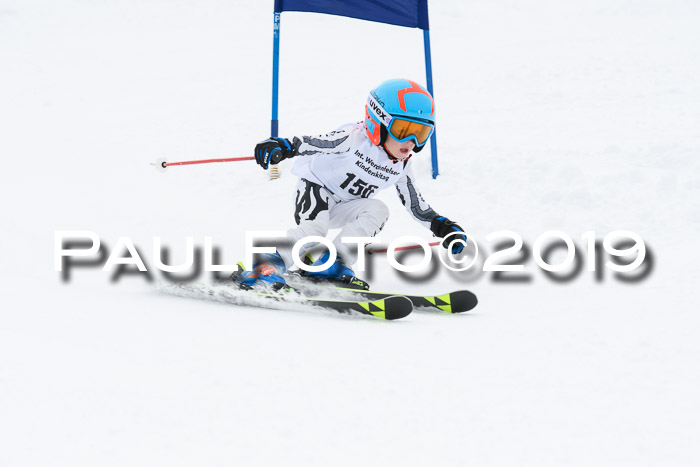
{"left": 431, "top": 216, "right": 467, "bottom": 254}
{"left": 254, "top": 137, "right": 295, "bottom": 170}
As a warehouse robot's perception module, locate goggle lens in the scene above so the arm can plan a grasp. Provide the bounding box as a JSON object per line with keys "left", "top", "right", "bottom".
{"left": 388, "top": 118, "right": 434, "bottom": 145}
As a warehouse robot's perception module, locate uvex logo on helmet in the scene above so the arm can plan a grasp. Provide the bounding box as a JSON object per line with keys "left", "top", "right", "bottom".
{"left": 369, "top": 100, "right": 387, "bottom": 120}
{"left": 367, "top": 95, "right": 392, "bottom": 127}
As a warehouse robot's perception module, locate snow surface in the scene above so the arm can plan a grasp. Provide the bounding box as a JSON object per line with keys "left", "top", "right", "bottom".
{"left": 2, "top": 0, "right": 700, "bottom": 465}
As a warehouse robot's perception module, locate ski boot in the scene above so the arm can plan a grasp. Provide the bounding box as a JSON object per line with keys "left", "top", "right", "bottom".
{"left": 231, "top": 252, "right": 290, "bottom": 291}
{"left": 300, "top": 251, "right": 370, "bottom": 290}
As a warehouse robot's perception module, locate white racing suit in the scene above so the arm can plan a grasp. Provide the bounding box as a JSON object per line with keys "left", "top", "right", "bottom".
{"left": 275, "top": 122, "right": 441, "bottom": 268}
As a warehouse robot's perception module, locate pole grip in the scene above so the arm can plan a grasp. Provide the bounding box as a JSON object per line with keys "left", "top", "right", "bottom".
{"left": 270, "top": 150, "right": 284, "bottom": 165}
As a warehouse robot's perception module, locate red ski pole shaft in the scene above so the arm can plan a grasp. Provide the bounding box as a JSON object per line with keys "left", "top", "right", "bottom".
{"left": 367, "top": 241, "right": 441, "bottom": 255}
{"left": 152, "top": 152, "right": 283, "bottom": 172}
{"left": 162, "top": 156, "right": 254, "bottom": 168}
{"left": 151, "top": 155, "right": 258, "bottom": 172}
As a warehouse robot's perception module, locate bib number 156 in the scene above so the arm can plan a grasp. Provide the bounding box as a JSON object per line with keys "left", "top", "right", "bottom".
{"left": 340, "top": 173, "right": 378, "bottom": 198}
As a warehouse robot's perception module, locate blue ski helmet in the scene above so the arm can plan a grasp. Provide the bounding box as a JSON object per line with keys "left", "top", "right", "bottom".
{"left": 364, "top": 79, "right": 435, "bottom": 152}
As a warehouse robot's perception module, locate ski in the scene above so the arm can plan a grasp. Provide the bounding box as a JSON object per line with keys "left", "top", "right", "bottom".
{"left": 284, "top": 274, "right": 478, "bottom": 313}
{"left": 161, "top": 281, "right": 413, "bottom": 320}
{"left": 249, "top": 290, "right": 414, "bottom": 320}
{"left": 334, "top": 288, "right": 477, "bottom": 314}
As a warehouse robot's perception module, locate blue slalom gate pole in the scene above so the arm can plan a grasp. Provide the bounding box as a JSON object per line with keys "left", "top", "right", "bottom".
{"left": 271, "top": 12, "right": 281, "bottom": 137}
{"left": 423, "top": 29, "right": 439, "bottom": 179}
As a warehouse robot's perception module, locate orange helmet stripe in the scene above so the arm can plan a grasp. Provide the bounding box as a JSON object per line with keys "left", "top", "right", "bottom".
{"left": 397, "top": 80, "right": 434, "bottom": 116}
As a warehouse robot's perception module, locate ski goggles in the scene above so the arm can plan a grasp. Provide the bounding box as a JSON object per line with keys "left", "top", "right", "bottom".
{"left": 387, "top": 117, "right": 434, "bottom": 146}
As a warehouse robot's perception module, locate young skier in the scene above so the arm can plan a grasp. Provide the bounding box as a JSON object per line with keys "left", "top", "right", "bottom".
{"left": 235, "top": 78, "right": 467, "bottom": 289}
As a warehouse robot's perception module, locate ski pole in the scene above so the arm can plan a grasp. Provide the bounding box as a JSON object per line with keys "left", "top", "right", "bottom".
{"left": 150, "top": 156, "right": 253, "bottom": 172}
{"left": 367, "top": 241, "right": 441, "bottom": 255}
{"left": 151, "top": 152, "right": 284, "bottom": 172}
